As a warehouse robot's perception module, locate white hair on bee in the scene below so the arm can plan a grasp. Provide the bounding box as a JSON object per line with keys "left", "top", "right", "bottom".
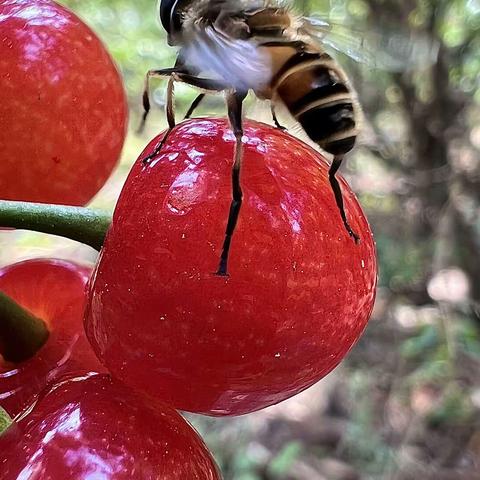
{"left": 182, "top": 0, "right": 268, "bottom": 26}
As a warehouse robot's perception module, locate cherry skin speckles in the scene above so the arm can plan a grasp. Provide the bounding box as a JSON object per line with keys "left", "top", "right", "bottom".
{"left": 0, "top": 374, "right": 221, "bottom": 479}
{"left": 0, "top": 259, "right": 105, "bottom": 418}
{"left": 0, "top": 0, "right": 127, "bottom": 205}
{"left": 85, "top": 118, "right": 378, "bottom": 416}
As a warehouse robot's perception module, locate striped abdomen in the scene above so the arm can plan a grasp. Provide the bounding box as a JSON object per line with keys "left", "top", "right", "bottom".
{"left": 272, "top": 48, "right": 358, "bottom": 156}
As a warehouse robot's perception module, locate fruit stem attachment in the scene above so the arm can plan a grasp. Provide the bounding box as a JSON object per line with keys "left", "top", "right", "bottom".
{"left": 0, "top": 291, "right": 49, "bottom": 363}
{"left": 0, "top": 200, "right": 111, "bottom": 251}
{"left": 0, "top": 406, "right": 12, "bottom": 434}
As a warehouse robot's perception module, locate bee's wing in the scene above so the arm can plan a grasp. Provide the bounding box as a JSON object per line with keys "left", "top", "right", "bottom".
{"left": 299, "top": 16, "right": 439, "bottom": 71}
{"left": 181, "top": 25, "right": 271, "bottom": 92}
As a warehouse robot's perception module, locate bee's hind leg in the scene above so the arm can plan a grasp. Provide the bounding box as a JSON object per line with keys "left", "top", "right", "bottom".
{"left": 328, "top": 156, "right": 360, "bottom": 244}
{"left": 216, "top": 90, "right": 248, "bottom": 276}
{"left": 271, "top": 103, "right": 287, "bottom": 131}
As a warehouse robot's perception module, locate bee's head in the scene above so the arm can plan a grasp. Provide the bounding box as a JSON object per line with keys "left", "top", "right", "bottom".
{"left": 159, "top": 0, "right": 191, "bottom": 44}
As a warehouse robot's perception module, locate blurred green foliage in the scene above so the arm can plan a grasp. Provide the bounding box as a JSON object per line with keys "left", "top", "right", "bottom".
{"left": 344, "top": 371, "right": 395, "bottom": 474}
{"left": 267, "top": 441, "right": 303, "bottom": 477}
{"left": 63, "top": 0, "right": 171, "bottom": 105}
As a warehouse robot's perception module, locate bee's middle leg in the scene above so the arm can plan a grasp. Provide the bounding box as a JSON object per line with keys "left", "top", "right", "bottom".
{"left": 329, "top": 156, "right": 360, "bottom": 244}
{"left": 184, "top": 93, "right": 206, "bottom": 120}
{"left": 217, "top": 90, "right": 248, "bottom": 277}
{"left": 142, "top": 75, "right": 226, "bottom": 165}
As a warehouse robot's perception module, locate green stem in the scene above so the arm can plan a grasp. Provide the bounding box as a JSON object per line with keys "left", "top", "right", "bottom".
{"left": 0, "top": 291, "right": 49, "bottom": 363}
{"left": 0, "top": 200, "right": 111, "bottom": 251}
{"left": 0, "top": 405, "right": 12, "bottom": 433}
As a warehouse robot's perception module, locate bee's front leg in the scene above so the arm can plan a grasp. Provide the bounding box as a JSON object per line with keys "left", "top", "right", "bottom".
{"left": 137, "top": 67, "right": 180, "bottom": 136}
{"left": 142, "top": 74, "right": 227, "bottom": 165}
{"left": 217, "top": 90, "right": 248, "bottom": 276}
{"left": 142, "top": 76, "right": 176, "bottom": 165}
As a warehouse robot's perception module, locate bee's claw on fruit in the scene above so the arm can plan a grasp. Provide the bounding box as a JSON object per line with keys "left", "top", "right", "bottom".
{"left": 350, "top": 231, "right": 361, "bottom": 245}
{"left": 215, "top": 268, "right": 229, "bottom": 277}
{"left": 215, "top": 271, "right": 229, "bottom": 277}
{"left": 142, "top": 147, "right": 163, "bottom": 166}
{"left": 142, "top": 155, "right": 154, "bottom": 166}
{"left": 215, "top": 258, "right": 230, "bottom": 277}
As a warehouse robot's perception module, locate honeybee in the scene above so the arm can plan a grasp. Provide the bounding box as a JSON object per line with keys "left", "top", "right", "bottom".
{"left": 140, "top": 0, "right": 437, "bottom": 276}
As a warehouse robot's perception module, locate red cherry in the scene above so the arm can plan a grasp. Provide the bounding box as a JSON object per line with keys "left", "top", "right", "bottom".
{"left": 85, "top": 119, "right": 377, "bottom": 415}
{"left": 0, "top": 0, "right": 127, "bottom": 205}
{"left": 0, "top": 373, "right": 221, "bottom": 479}
{"left": 0, "top": 259, "right": 104, "bottom": 417}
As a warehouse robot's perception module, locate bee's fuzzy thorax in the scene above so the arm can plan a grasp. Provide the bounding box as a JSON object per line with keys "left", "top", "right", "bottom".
{"left": 182, "top": 0, "right": 286, "bottom": 30}
{"left": 182, "top": 0, "right": 211, "bottom": 28}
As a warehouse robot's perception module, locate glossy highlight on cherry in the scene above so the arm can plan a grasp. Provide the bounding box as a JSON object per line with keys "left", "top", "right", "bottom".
{"left": 85, "top": 118, "right": 378, "bottom": 416}
{"left": 0, "top": 374, "right": 221, "bottom": 479}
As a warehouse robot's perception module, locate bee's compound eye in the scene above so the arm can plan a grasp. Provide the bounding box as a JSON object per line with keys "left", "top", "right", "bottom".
{"left": 159, "top": 0, "right": 176, "bottom": 33}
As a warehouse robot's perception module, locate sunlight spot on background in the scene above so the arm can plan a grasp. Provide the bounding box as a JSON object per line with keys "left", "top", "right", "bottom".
{"left": 427, "top": 268, "right": 470, "bottom": 303}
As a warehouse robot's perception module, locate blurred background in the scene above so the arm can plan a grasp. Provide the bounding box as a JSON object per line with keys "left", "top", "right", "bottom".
{"left": 2, "top": 0, "right": 479, "bottom": 478}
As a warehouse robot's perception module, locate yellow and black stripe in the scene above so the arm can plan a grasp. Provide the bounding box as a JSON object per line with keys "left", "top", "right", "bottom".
{"left": 268, "top": 46, "right": 357, "bottom": 156}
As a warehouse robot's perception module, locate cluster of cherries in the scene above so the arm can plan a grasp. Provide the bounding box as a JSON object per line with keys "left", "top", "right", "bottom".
{"left": 0, "top": 1, "right": 377, "bottom": 478}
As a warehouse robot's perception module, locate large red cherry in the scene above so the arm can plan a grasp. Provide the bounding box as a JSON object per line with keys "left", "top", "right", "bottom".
{"left": 85, "top": 119, "right": 377, "bottom": 415}
{"left": 0, "top": 373, "right": 221, "bottom": 479}
{"left": 0, "top": 0, "right": 127, "bottom": 205}
{"left": 0, "top": 259, "right": 104, "bottom": 417}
